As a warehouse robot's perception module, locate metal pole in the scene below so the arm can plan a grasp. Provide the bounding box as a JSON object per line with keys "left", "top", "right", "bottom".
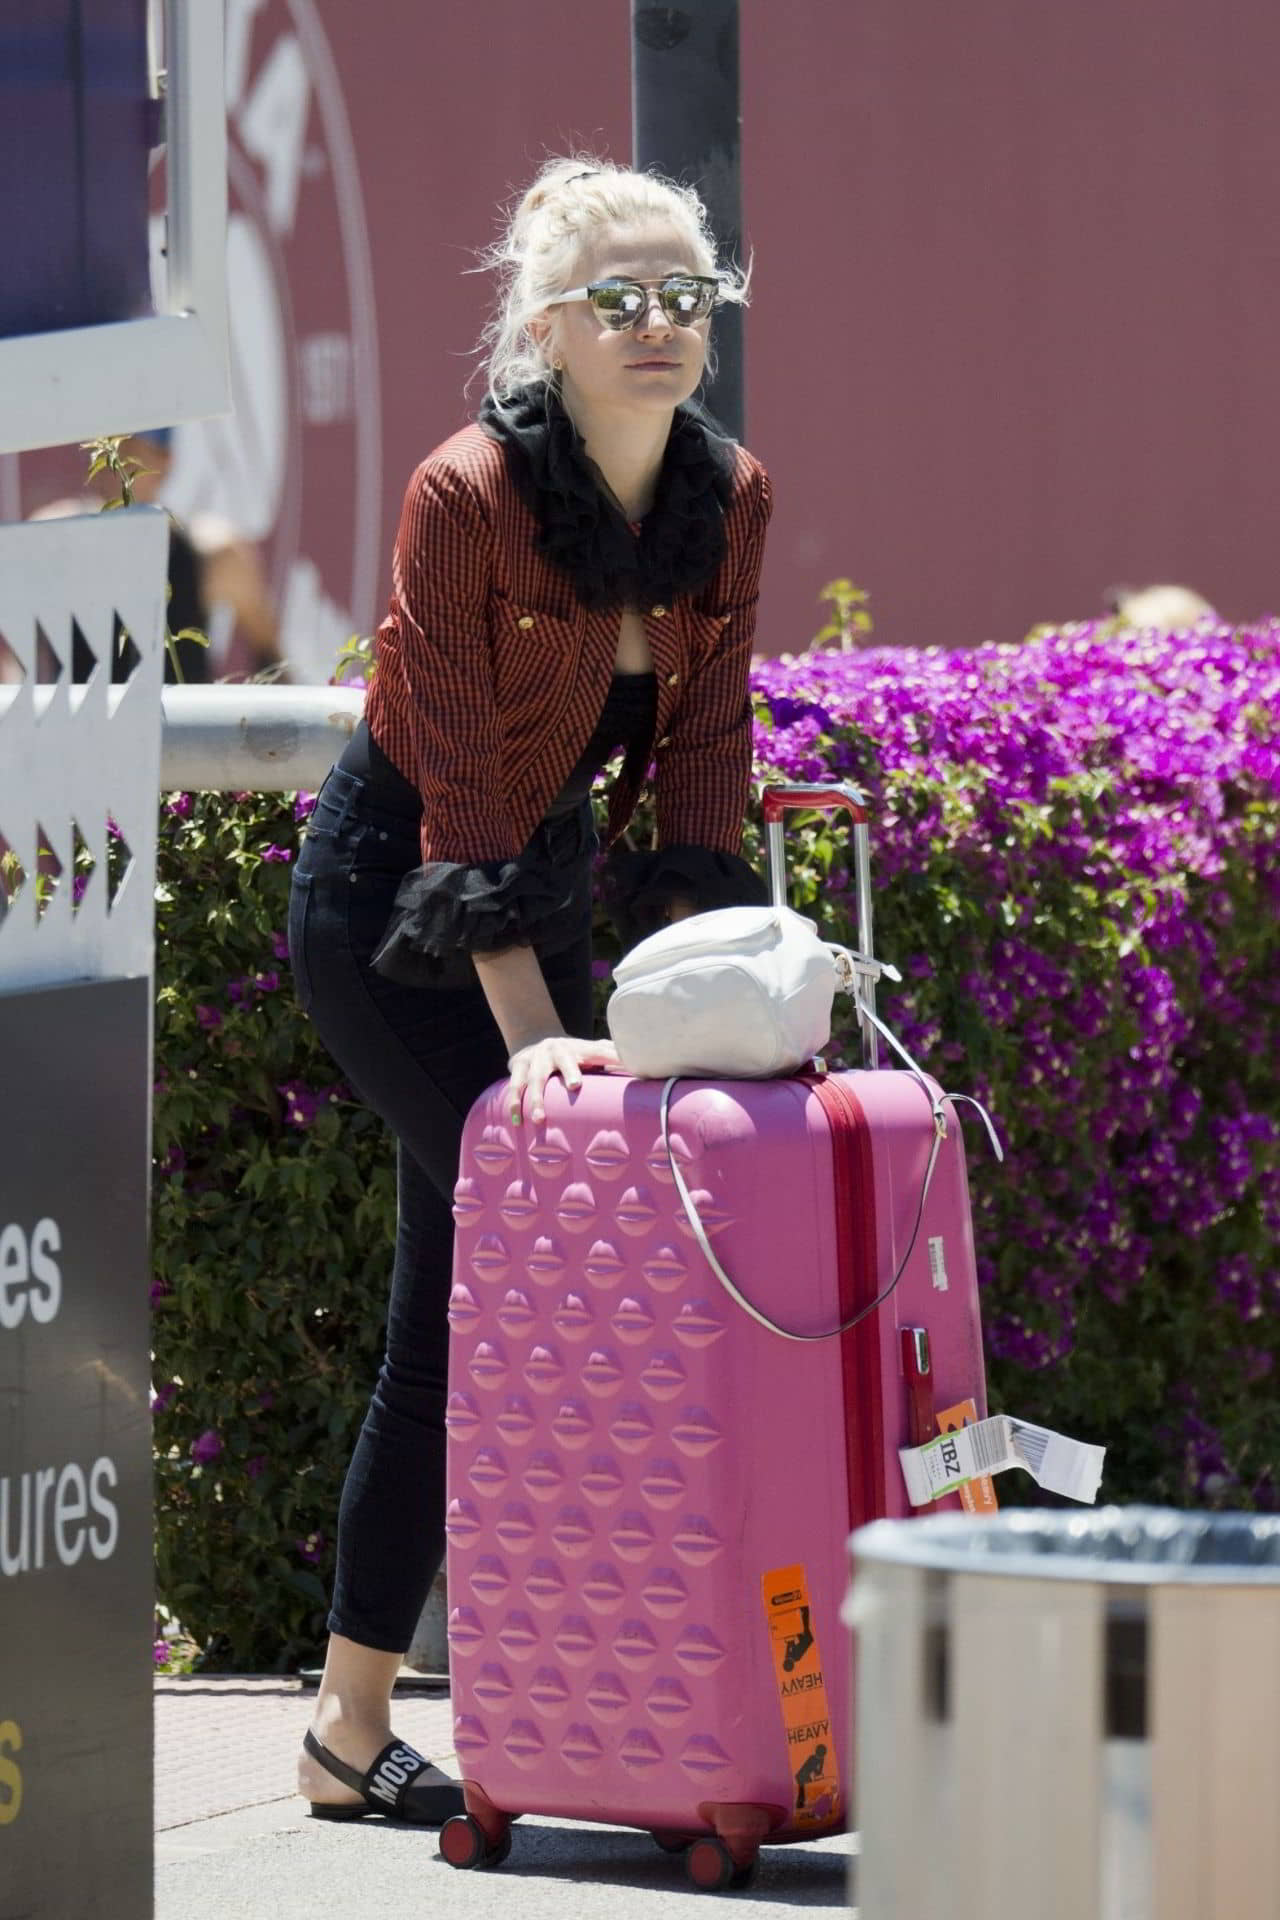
{"left": 632, "top": 0, "right": 744, "bottom": 441}
{"left": 0, "top": 683, "right": 364, "bottom": 791}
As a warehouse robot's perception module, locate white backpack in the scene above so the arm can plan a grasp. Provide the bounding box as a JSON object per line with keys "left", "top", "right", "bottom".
{"left": 606, "top": 901, "right": 883, "bottom": 1079}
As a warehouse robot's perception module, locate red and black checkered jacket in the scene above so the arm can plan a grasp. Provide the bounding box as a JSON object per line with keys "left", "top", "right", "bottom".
{"left": 365, "top": 424, "right": 772, "bottom": 867}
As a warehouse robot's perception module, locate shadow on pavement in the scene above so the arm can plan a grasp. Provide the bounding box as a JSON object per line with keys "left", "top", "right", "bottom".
{"left": 428, "top": 1818, "right": 853, "bottom": 1906}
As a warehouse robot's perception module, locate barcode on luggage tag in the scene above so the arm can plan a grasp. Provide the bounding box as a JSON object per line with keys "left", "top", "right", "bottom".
{"left": 966, "top": 1417, "right": 1009, "bottom": 1476}
{"left": 1010, "top": 1420, "right": 1049, "bottom": 1475}
{"left": 928, "top": 1236, "right": 948, "bottom": 1292}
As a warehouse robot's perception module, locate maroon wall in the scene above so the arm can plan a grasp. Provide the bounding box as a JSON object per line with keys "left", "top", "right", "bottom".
{"left": 744, "top": 0, "right": 1280, "bottom": 651}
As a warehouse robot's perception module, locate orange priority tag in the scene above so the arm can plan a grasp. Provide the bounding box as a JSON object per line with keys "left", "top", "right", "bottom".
{"left": 762, "top": 1564, "right": 842, "bottom": 1827}
{"left": 936, "top": 1398, "right": 999, "bottom": 1513}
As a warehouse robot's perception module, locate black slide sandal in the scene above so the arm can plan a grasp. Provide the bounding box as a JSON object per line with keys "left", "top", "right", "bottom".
{"left": 303, "top": 1729, "right": 465, "bottom": 1825}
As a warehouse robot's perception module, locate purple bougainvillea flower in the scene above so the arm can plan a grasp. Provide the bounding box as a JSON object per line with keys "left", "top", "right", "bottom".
{"left": 294, "top": 791, "right": 317, "bottom": 821}
{"left": 150, "top": 1278, "right": 171, "bottom": 1305}
{"left": 254, "top": 971, "right": 280, "bottom": 994}
{"left": 154, "top": 1640, "right": 171, "bottom": 1667}
{"left": 271, "top": 930, "right": 291, "bottom": 961}
{"left": 72, "top": 871, "right": 89, "bottom": 904}
{"left": 246, "top": 1455, "right": 267, "bottom": 1480}
{"left": 190, "top": 1429, "right": 223, "bottom": 1467}
{"left": 260, "top": 844, "right": 293, "bottom": 863}
{"left": 196, "top": 1004, "right": 222, "bottom": 1032}
{"left": 277, "top": 1079, "right": 339, "bottom": 1127}
{"left": 151, "top": 1380, "right": 178, "bottom": 1414}
{"left": 297, "top": 1531, "right": 326, "bottom": 1565}
{"left": 157, "top": 1144, "right": 186, "bottom": 1177}
{"left": 227, "top": 976, "right": 250, "bottom": 1005}
{"left": 166, "top": 794, "right": 192, "bottom": 818}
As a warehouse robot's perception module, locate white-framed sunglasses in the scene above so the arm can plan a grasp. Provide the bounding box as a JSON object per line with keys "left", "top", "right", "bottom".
{"left": 556, "top": 274, "right": 721, "bottom": 331}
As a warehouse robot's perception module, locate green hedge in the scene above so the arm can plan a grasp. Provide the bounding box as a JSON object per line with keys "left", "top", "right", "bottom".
{"left": 151, "top": 793, "right": 394, "bottom": 1669}
{"left": 152, "top": 617, "right": 1280, "bottom": 1669}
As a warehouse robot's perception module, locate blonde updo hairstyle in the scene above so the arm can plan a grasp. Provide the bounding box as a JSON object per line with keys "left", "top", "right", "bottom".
{"left": 478, "top": 155, "right": 749, "bottom": 401}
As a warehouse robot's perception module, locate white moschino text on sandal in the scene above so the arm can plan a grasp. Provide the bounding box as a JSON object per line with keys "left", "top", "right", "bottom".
{"left": 365, "top": 1746, "right": 427, "bottom": 1810}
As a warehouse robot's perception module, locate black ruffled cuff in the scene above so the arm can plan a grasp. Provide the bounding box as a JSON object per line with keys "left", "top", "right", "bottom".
{"left": 371, "top": 853, "right": 592, "bottom": 988}
{"left": 602, "top": 843, "right": 767, "bottom": 951}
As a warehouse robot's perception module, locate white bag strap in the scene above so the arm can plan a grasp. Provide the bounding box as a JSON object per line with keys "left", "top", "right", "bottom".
{"left": 853, "top": 994, "right": 1003, "bottom": 1164}
{"left": 659, "top": 1000, "right": 1002, "bottom": 1345}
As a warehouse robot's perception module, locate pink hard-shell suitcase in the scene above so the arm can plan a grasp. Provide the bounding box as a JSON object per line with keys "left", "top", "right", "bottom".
{"left": 440, "top": 785, "right": 992, "bottom": 1891}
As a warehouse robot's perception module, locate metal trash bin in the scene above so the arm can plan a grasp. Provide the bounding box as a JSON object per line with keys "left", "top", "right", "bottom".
{"left": 846, "top": 1506, "right": 1280, "bottom": 1920}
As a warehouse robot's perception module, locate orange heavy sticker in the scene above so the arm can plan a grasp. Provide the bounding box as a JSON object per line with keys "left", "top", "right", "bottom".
{"left": 762, "top": 1564, "right": 842, "bottom": 1828}
{"left": 937, "top": 1398, "right": 999, "bottom": 1513}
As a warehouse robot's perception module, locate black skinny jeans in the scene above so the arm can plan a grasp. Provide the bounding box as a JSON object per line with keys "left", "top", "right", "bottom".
{"left": 288, "top": 765, "right": 594, "bottom": 1651}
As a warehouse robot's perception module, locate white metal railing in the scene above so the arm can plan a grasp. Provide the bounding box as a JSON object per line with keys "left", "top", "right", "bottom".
{"left": 0, "top": 683, "right": 363, "bottom": 791}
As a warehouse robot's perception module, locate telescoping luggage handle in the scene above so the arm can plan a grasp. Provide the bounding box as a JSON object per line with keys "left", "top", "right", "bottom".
{"left": 762, "top": 782, "right": 879, "bottom": 1068}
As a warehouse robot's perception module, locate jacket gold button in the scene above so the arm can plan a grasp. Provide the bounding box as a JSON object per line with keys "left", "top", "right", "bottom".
{"left": 657, "top": 734, "right": 672, "bottom": 748}
{"left": 517, "top": 614, "right": 535, "bottom": 629}
{"left": 667, "top": 671, "right": 680, "bottom": 687}
{"left": 651, "top": 603, "right": 667, "bottom": 617}
{"left": 720, "top": 613, "right": 732, "bottom": 625}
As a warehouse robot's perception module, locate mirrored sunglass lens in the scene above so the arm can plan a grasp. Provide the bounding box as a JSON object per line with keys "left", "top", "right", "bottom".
{"left": 591, "top": 283, "right": 645, "bottom": 326}
{"left": 662, "top": 277, "right": 714, "bottom": 321}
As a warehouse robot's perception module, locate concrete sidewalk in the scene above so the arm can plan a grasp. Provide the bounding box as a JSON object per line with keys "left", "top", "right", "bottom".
{"left": 154, "top": 1677, "right": 857, "bottom": 1919}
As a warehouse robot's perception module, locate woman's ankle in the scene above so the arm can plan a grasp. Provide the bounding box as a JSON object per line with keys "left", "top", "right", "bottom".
{"left": 309, "top": 1633, "right": 404, "bottom": 1747}
{"left": 310, "top": 1698, "right": 391, "bottom": 1751}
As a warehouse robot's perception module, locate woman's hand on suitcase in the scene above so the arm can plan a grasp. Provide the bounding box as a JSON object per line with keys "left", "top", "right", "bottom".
{"left": 506, "top": 1034, "right": 620, "bottom": 1125}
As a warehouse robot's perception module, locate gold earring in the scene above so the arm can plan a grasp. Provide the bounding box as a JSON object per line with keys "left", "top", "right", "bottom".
{"left": 552, "top": 358, "right": 563, "bottom": 371}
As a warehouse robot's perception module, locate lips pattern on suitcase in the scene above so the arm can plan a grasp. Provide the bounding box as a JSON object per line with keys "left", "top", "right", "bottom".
{"left": 446, "top": 1111, "right": 744, "bottom": 1800}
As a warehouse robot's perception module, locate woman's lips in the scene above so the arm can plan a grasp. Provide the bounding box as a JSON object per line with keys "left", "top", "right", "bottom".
{"left": 627, "top": 360, "right": 680, "bottom": 370}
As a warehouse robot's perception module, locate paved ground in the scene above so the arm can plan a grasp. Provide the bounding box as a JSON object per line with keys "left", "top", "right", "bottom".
{"left": 155, "top": 1676, "right": 857, "bottom": 1918}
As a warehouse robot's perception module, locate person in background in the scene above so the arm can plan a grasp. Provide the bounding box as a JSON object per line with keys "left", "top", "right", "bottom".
{"left": 187, "top": 502, "right": 285, "bottom": 680}
{"left": 1104, "top": 583, "right": 1218, "bottom": 630}
{"left": 288, "top": 154, "right": 771, "bottom": 1824}
{"left": 28, "top": 429, "right": 284, "bottom": 681}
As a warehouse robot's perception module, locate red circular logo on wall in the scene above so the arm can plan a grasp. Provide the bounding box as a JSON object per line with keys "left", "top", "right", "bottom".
{"left": 154, "top": 0, "right": 381, "bottom": 681}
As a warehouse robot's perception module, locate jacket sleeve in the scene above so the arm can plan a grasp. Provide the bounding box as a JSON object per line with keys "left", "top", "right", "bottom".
{"left": 376, "top": 457, "right": 517, "bottom": 865}
{"left": 653, "top": 463, "right": 772, "bottom": 855}
{"left": 370, "top": 457, "right": 593, "bottom": 980}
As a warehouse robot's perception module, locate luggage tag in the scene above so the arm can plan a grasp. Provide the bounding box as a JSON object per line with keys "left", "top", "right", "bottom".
{"left": 900, "top": 1414, "right": 1105, "bottom": 1508}
{"left": 761, "top": 1564, "right": 843, "bottom": 1828}
{"left": 936, "top": 1396, "right": 999, "bottom": 1514}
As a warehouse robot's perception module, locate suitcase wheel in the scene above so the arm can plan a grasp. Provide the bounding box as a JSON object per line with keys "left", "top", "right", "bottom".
{"left": 686, "top": 1836, "right": 759, "bottom": 1891}
{"left": 439, "top": 1813, "right": 512, "bottom": 1871}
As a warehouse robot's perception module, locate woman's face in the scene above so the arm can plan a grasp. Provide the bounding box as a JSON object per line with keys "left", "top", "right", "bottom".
{"left": 546, "top": 220, "right": 711, "bottom": 419}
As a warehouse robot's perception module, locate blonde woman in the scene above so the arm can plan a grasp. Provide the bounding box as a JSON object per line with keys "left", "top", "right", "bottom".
{"left": 290, "top": 155, "right": 771, "bottom": 1821}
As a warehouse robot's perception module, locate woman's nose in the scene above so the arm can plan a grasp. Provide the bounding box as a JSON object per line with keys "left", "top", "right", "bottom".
{"left": 635, "top": 290, "right": 674, "bottom": 336}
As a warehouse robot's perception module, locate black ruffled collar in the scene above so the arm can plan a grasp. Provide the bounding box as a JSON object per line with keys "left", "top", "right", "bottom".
{"left": 478, "top": 382, "right": 736, "bottom": 611}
